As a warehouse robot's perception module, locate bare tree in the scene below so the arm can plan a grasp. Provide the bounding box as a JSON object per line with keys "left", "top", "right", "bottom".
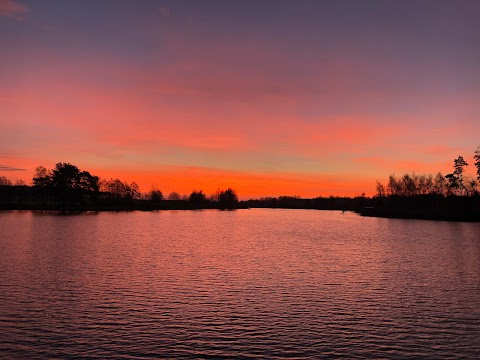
{"left": 433, "top": 172, "right": 446, "bottom": 195}
{"left": 375, "top": 181, "right": 386, "bottom": 197}
{"left": 474, "top": 145, "right": 480, "bottom": 181}
{"left": 0, "top": 176, "right": 13, "bottom": 186}
{"left": 453, "top": 156, "right": 469, "bottom": 195}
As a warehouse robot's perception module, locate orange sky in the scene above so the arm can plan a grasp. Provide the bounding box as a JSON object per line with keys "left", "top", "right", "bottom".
{"left": 1, "top": 1, "right": 479, "bottom": 198}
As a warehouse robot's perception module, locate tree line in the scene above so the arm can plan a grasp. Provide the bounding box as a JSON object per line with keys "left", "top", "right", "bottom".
{"left": 364, "top": 146, "right": 480, "bottom": 221}
{"left": 1, "top": 147, "right": 479, "bottom": 220}
{"left": 375, "top": 146, "right": 480, "bottom": 197}
{"left": 0, "top": 162, "right": 239, "bottom": 211}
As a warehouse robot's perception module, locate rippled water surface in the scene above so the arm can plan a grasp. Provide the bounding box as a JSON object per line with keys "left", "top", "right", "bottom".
{"left": 1, "top": 209, "right": 479, "bottom": 359}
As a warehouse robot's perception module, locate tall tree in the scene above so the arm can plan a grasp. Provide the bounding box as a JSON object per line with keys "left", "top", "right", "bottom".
{"left": 447, "top": 156, "right": 469, "bottom": 196}
{"left": 387, "top": 175, "right": 400, "bottom": 196}
{"left": 33, "top": 165, "right": 50, "bottom": 187}
{"left": 49, "top": 162, "right": 99, "bottom": 209}
{"left": 78, "top": 171, "right": 100, "bottom": 193}
{"left": 51, "top": 163, "right": 77, "bottom": 209}
{"left": 129, "top": 182, "right": 140, "bottom": 199}
{"left": 474, "top": 146, "right": 480, "bottom": 181}
{"left": 402, "top": 174, "right": 416, "bottom": 196}
{"left": 433, "top": 172, "right": 446, "bottom": 195}
{"left": 454, "top": 155, "right": 469, "bottom": 195}
{"left": 32, "top": 165, "right": 52, "bottom": 208}
{"left": 375, "top": 181, "right": 386, "bottom": 197}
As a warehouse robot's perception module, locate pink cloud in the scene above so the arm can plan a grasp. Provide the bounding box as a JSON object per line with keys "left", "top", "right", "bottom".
{"left": 2, "top": 43, "right": 478, "bottom": 195}
{"left": 353, "top": 156, "right": 452, "bottom": 176}
{"left": 0, "top": 0, "right": 29, "bottom": 19}
{"left": 159, "top": 7, "right": 171, "bottom": 17}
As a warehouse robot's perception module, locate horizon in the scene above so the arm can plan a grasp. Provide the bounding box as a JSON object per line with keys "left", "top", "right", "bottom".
{"left": 1, "top": 0, "right": 479, "bottom": 198}
{"left": 2, "top": 158, "right": 480, "bottom": 201}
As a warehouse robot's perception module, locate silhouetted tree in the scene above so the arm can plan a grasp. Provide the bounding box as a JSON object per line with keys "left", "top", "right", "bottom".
{"left": 424, "top": 174, "right": 434, "bottom": 194}
{"left": 167, "top": 191, "right": 181, "bottom": 200}
{"left": 32, "top": 165, "right": 52, "bottom": 209}
{"left": 33, "top": 166, "right": 50, "bottom": 187}
{"left": 446, "top": 156, "right": 469, "bottom": 195}
{"left": 217, "top": 188, "right": 238, "bottom": 210}
{"left": 402, "top": 174, "right": 416, "bottom": 196}
{"left": 454, "top": 156, "right": 468, "bottom": 185}
{"left": 474, "top": 146, "right": 480, "bottom": 181}
{"left": 149, "top": 189, "right": 164, "bottom": 202}
{"left": 387, "top": 175, "right": 401, "bottom": 195}
{"left": 417, "top": 174, "right": 432, "bottom": 195}
{"left": 0, "top": 176, "right": 12, "bottom": 186}
{"left": 51, "top": 163, "right": 79, "bottom": 187}
{"left": 445, "top": 173, "right": 458, "bottom": 194}
{"left": 78, "top": 171, "right": 100, "bottom": 192}
{"left": 100, "top": 178, "right": 137, "bottom": 199}
{"left": 434, "top": 172, "right": 447, "bottom": 195}
{"left": 51, "top": 163, "right": 81, "bottom": 209}
{"left": 466, "top": 176, "right": 478, "bottom": 196}
{"left": 189, "top": 190, "right": 207, "bottom": 208}
{"left": 129, "top": 182, "right": 140, "bottom": 199}
{"left": 379, "top": 172, "right": 451, "bottom": 197}
{"left": 101, "top": 178, "right": 123, "bottom": 198}
{"left": 47, "top": 162, "right": 99, "bottom": 210}
{"left": 375, "top": 181, "right": 386, "bottom": 197}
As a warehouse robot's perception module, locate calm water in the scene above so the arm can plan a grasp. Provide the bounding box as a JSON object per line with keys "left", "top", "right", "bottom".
{"left": 1, "top": 209, "right": 479, "bottom": 359}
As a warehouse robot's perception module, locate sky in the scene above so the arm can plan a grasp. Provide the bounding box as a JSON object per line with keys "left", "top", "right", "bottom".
{"left": 1, "top": 0, "right": 479, "bottom": 198}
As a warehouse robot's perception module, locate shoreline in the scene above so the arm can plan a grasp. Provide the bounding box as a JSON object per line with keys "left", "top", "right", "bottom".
{"left": 357, "top": 207, "right": 480, "bottom": 222}
{"left": 2, "top": 206, "right": 479, "bottom": 222}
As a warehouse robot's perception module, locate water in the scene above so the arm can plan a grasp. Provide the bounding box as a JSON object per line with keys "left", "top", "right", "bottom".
{"left": 1, "top": 209, "right": 479, "bottom": 359}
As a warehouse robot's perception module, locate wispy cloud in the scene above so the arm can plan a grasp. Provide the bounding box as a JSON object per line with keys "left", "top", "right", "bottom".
{"left": 0, "top": 164, "right": 26, "bottom": 171}
{"left": 159, "top": 7, "right": 171, "bottom": 17}
{"left": 0, "top": 0, "right": 29, "bottom": 20}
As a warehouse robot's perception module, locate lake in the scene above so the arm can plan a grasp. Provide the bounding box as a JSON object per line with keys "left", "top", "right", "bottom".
{"left": 1, "top": 209, "right": 479, "bottom": 359}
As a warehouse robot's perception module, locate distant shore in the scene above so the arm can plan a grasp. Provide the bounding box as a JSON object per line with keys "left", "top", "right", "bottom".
{"left": 2, "top": 202, "right": 480, "bottom": 222}
{"left": 2, "top": 182, "right": 479, "bottom": 221}
{"left": 357, "top": 207, "right": 480, "bottom": 222}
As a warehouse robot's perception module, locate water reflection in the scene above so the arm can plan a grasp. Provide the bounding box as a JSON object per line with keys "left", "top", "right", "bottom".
{"left": 0, "top": 209, "right": 479, "bottom": 358}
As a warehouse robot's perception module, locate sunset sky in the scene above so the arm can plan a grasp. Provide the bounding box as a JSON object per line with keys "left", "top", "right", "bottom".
{"left": 1, "top": 0, "right": 479, "bottom": 198}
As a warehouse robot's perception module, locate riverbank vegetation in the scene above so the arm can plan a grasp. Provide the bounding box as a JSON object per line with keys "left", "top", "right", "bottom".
{"left": 0, "top": 162, "right": 240, "bottom": 211}
{"left": 0, "top": 161, "right": 371, "bottom": 213}
{"left": 1, "top": 146, "right": 479, "bottom": 221}
{"left": 363, "top": 147, "right": 480, "bottom": 221}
